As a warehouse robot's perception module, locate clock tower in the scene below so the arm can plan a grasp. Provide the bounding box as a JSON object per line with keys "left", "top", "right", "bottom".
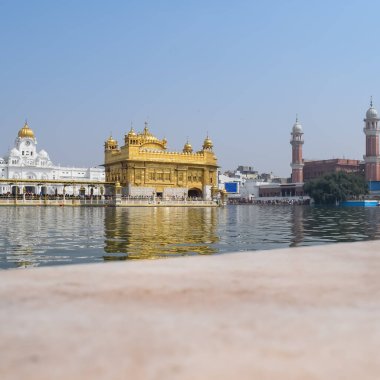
{"left": 15, "top": 121, "right": 38, "bottom": 162}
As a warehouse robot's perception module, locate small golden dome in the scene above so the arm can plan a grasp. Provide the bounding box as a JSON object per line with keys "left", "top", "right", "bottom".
{"left": 183, "top": 140, "right": 193, "bottom": 153}
{"left": 105, "top": 135, "right": 118, "bottom": 150}
{"left": 18, "top": 121, "right": 35, "bottom": 139}
{"left": 203, "top": 135, "right": 213, "bottom": 150}
{"left": 106, "top": 135, "right": 117, "bottom": 144}
{"left": 128, "top": 127, "right": 137, "bottom": 137}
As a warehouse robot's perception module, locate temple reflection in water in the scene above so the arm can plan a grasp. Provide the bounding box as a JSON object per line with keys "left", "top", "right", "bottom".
{"left": 290, "top": 205, "right": 305, "bottom": 247}
{"left": 103, "top": 207, "right": 219, "bottom": 260}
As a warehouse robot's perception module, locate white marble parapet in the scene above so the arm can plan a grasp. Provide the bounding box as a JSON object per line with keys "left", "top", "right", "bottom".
{"left": 1, "top": 240, "right": 380, "bottom": 379}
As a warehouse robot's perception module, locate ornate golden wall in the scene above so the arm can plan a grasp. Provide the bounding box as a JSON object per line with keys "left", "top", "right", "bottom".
{"left": 104, "top": 123, "right": 218, "bottom": 199}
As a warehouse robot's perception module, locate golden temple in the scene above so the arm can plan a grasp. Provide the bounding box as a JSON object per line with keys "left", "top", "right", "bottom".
{"left": 104, "top": 122, "right": 218, "bottom": 199}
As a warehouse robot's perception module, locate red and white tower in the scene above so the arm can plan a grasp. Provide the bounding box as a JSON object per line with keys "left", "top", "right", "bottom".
{"left": 290, "top": 116, "right": 304, "bottom": 183}
{"left": 363, "top": 98, "right": 380, "bottom": 182}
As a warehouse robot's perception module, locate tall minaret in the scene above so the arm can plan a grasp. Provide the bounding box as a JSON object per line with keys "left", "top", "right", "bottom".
{"left": 290, "top": 116, "right": 304, "bottom": 183}
{"left": 363, "top": 97, "right": 380, "bottom": 182}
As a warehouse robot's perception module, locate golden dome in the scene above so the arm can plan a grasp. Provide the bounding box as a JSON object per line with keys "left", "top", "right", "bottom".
{"left": 128, "top": 127, "right": 137, "bottom": 137}
{"left": 140, "top": 122, "right": 160, "bottom": 142}
{"left": 203, "top": 135, "right": 213, "bottom": 150}
{"left": 105, "top": 135, "right": 118, "bottom": 150}
{"left": 106, "top": 135, "right": 117, "bottom": 144}
{"left": 183, "top": 140, "right": 193, "bottom": 153}
{"left": 18, "top": 121, "right": 35, "bottom": 139}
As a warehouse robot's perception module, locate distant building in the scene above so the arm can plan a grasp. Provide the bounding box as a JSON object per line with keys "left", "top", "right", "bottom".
{"left": 219, "top": 165, "right": 265, "bottom": 199}
{"left": 236, "top": 165, "right": 258, "bottom": 179}
{"left": 258, "top": 183, "right": 305, "bottom": 198}
{"left": 218, "top": 172, "right": 241, "bottom": 198}
{"left": 0, "top": 122, "right": 105, "bottom": 195}
{"left": 104, "top": 122, "right": 218, "bottom": 199}
{"left": 303, "top": 159, "right": 363, "bottom": 182}
{"left": 256, "top": 172, "right": 285, "bottom": 183}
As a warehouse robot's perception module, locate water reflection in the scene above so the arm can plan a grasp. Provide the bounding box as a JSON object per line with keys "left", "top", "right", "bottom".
{"left": 300, "top": 206, "right": 380, "bottom": 244}
{"left": 290, "top": 206, "right": 305, "bottom": 247}
{"left": 103, "top": 207, "right": 219, "bottom": 260}
{"left": 1, "top": 205, "right": 380, "bottom": 269}
{"left": 0, "top": 207, "right": 105, "bottom": 269}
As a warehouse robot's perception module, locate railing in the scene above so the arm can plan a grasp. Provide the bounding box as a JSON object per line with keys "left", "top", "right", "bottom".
{"left": 0, "top": 196, "right": 109, "bottom": 206}
{"left": 0, "top": 196, "right": 218, "bottom": 207}
{"left": 118, "top": 198, "right": 217, "bottom": 206}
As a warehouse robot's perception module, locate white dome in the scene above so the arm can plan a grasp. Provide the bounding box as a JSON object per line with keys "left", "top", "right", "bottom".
{"left": 366, "top": 106, "right": 378, "bottom": 119}
{"left": 292, "top": 120, "right": 303, "bottom": 134}
{"left": 9, "top": 148, "right": 20, "bottom": 157}
{"left": 38, "top": 149, "right": 49, "bottom": 158}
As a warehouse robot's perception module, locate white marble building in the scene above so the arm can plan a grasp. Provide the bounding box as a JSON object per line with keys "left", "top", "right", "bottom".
{"left": 0, "top": 122, "right": 105, "bottom": 195}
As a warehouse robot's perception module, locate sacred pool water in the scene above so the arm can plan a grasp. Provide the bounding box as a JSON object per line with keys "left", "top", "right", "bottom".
{"left": 1, "top": 205, "right": 380, "bottom": 269}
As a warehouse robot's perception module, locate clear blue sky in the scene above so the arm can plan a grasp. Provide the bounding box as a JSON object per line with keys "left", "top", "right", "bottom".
{"left": 1, "top": 0, "right": 380, "bottom": 176}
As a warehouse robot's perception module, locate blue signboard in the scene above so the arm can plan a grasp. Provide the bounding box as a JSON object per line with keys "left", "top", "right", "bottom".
{"left": 369, "top": 181, "right": 380, "bottom": 191}
{"left": 224, "top": 182, "right": 238, "bottom": 193}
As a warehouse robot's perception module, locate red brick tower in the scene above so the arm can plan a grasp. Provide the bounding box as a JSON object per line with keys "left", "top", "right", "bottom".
{"left": 363, "top": 98, "right": 380, "bottom": 181}
{"left": 290, "top": 116, "right": 304, "bottom": 183}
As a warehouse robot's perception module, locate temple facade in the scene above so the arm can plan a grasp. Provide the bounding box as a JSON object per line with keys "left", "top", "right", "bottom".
{"left": 104, "top": 123, "right": 218, "bottom": 200}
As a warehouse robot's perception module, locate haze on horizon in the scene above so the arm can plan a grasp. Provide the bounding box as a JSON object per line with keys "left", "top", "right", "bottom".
{"left": 1, "top": 0, "right": 380, "bottom": 177}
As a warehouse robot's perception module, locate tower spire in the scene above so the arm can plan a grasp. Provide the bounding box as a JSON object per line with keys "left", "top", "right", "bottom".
{"left": 364, "top": 97, "right": 380, "bottom": 182}
{"left": 290, "top": 118, "right": 304, "bottom": 183}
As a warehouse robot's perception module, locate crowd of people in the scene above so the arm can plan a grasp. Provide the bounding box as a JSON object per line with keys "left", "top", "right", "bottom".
{"left": 228, "top": 198, "right": 310, "bottom": 205}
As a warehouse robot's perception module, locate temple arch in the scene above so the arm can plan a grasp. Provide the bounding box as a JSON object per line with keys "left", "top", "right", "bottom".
{"left": 188, "top": 188, "right": 202, "bottom": 198}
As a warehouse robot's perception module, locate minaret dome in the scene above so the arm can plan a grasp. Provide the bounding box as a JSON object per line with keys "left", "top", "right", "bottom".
{"left": 366, "top": 97, "right": 378, "bottom": 119}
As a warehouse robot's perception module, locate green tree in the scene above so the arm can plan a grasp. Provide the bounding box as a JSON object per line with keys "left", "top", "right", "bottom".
{"left": 304, "top": 172, "right": 368, "bottom": 205}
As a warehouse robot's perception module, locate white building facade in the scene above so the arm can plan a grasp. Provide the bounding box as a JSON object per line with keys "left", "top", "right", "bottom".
{"left": 0, "top": 122, "right": 105, "bottom": 195}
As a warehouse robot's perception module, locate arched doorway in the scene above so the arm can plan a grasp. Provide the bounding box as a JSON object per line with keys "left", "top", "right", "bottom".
{"left": 188, "top": 188, "right": 202, "bottom": 199}
{"left": 11, "top": 186, "right": 20, "bottom": 196}
{"left": 25, "top": 186, "right": 36, "bottom": 195}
